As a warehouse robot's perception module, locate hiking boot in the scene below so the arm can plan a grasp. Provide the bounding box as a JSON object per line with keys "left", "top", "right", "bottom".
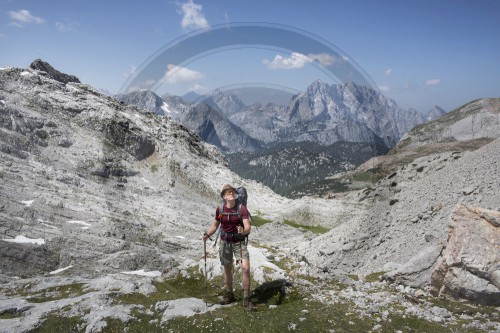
{"left": 220, "top": 291, "right": 235, "bottom": 305}
{"left": 243, "top": 297, "right": 256, "bottom": 311}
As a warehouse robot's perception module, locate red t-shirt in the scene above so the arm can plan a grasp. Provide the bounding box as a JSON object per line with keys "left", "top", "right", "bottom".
{"left": 216, "top": 204, "right": 249, "bottom": 234}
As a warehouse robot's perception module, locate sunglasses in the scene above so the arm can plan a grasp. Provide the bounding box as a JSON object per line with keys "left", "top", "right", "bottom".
{"left": 224, "top": 190, "right": 235, "bottom": 195}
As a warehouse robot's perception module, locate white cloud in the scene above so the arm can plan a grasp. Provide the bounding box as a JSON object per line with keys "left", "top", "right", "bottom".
{"left": 163, "top": 64, "right": 204, "bottom": 83}
{"left": 55, "top": 19, "right": 78, "bottom": 32}
{"left": 263, "top": 52, "right": 338, "bottom": 70}
{"left": 378, "top": 85, "right": 390, "bottom": 92}
{"left": 9, "top": 9, "right": 45, "bottom": 27}
{"left": 188, "top": 83, "right": 207, "bottom": 94}
{"left": 385, "top": 68, "right": 393, "bottom": 77}
{"left": 425, "top": 78, "right": 441, "bottom": 86}
{"left": 178, "top": 0, "right": 209, "bottom": 30}
{"left": 308, "top": 53, "right": 337, "bottom": 66}
{"left": 263, "top": 52, "right": 309, "bottom": 70}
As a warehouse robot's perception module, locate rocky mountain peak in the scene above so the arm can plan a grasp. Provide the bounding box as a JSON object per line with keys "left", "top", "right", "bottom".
{"left": 202, "top": 90, "right": 245, "bottom": 116}
{"left": 29, "top": 59, "right": 80, "bottom": 84}
{"left": 115, "top": 90, "right": 166, "bottom": 116}
{"left": 425, "top": 105, "right": 447, "bottom": 121}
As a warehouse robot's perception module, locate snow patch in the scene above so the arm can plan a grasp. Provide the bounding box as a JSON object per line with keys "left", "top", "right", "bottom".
{"left": 161, "top": 102, "right": 173, "bottom": 114}
{"left": 121, "top": 269, "right": 162, "bottom": 277}
{"left": 67, "top": 220, "right": 91, "bottom": 227}
{"left": 2, "top": 235, "right": 45, "bottom": 245}
{"left": 49, "top": 265, "right": 73, "bottom": 275}
{"left": 21, "top": 200, "right": 34, "bottom": 207}
{"left": 66, "top": 85, "right": 81, "bottom": 93}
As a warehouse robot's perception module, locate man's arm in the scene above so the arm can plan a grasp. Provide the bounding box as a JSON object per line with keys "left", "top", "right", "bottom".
{"left": 237, "top": 218, "right": 251, "bottom": 236}
{"left": 203, "top": 219, "right": 220, "bottom": 241}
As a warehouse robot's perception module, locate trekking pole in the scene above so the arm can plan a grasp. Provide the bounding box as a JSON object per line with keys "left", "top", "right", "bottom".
{"left": 240, "top": 240, "right": 244, "bottom": 295}
{"left": 213, "top": 228, "right": 220, "bottom": 247}
{"left": 203, "top": 237, "right": 209, "bottom": 306}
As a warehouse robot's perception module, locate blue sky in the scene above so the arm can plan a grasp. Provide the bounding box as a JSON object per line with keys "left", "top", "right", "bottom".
{"left": 1, "top": 0, "right": 499, "bottom": 113}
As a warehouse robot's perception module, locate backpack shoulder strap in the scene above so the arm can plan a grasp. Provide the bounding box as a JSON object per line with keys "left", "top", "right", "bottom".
{"left": 237, "top": 201, "right": 242, "bottom": 221}
{"left": 216, "top": 205, "right": 222, "bottom": 222}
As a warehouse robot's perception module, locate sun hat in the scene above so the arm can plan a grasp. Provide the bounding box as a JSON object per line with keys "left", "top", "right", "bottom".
{"left": 220, "top": 184, "right": 237, "bottom": 197}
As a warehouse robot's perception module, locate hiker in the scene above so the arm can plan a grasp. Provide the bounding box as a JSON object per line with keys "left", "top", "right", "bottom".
{"left": 202, "top": 184, "right": 256, "bottom": 311}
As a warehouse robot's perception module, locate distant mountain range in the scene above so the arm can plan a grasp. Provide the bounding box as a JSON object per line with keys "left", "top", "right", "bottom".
{"left": 116, "top": 81, "right": 447, "bottom": 195}
{"left": 117, "top": 80, "right": 446, "bottom": 153}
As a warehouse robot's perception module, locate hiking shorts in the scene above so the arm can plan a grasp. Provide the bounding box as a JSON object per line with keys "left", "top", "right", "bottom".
{"left": 219, "top": 240, "right": 249, "bottom": 266}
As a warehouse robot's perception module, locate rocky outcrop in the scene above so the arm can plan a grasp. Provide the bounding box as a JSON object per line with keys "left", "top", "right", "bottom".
{"left": 397, "top": 98, "right": 500, "bottom": 152}
{"left": 430, "top": 204, "right": 500, "bottom": 305}
{"left": 29, "top": 59, "right": 80, "bottom": 84}
{"left": 0, "top": 241, "right": 59, "bottom": 277}
{"left": 102, "top": 119, "right": 156, "bottom": 160}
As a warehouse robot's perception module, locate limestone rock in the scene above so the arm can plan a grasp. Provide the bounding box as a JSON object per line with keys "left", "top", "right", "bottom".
{"left": 383, "top": 244, "right": 443, "bottom": 287}
{"left": 430, "top": 204, "right": 500, "bottom": 305}
{"left": 29, "top": 59, "right": 80, "bottom": 84}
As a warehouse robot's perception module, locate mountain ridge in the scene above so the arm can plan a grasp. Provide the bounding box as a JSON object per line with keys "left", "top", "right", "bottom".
{"left": 118, "top": 80, "right": 443, "bottom": 154}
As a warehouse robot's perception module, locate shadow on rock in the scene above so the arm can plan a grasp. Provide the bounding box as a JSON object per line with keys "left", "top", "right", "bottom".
{"left": 250, "top": 279, "right": 293, "bottom": 305}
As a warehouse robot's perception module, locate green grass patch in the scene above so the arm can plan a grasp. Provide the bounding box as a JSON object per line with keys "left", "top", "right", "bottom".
{"left": 385, "top": 313, "right": 460, "bottom": 333}
{"left": 115, "top": 271, "right": 222, "bottom": 308}
{"left": 99, "top": 287, "right": 376, "bottom": 333}
{"left": 283, "top": 219, "right": 330, "bottom": 234}
{"left": 350, "top": 167, "right": 386, "bottom": 184}
{"left": 425, "top": 296, "right": 499, "bottom": 318}
{"left": 0, "top": 310, "right": 25, "bottom": 319}
{"left": 27, "top": 313, "right": 84, "bottom": 333}
{"left": 365, "top": 271, "right": 386, "bottom": 283}
{"left": 273, "top": 256, "right": 300, "bottom": 272}
{"left": 321, "top": 278, "right": 349, "bottom": 291}
{"left": 150, "top": 164, "right": 159, "bottom": 172}
{"left": 26, "top": 283, "right": 86, "bottom": 303}
{"left": 162, "top": 291, "right": 371, "bottom": 333}
{"left": 347, "top": 274, "right": 359, "bottom": 281}
{"left": 100, "top": 308, "right": 163, "bottom": 333}
{"left": 251, "top": 215, "right": 273, "bottom": 228}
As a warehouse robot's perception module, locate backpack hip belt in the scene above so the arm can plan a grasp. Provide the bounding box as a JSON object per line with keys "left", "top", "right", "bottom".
{"left": 220, "top": 230, "right": 247, "bottom": 243}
